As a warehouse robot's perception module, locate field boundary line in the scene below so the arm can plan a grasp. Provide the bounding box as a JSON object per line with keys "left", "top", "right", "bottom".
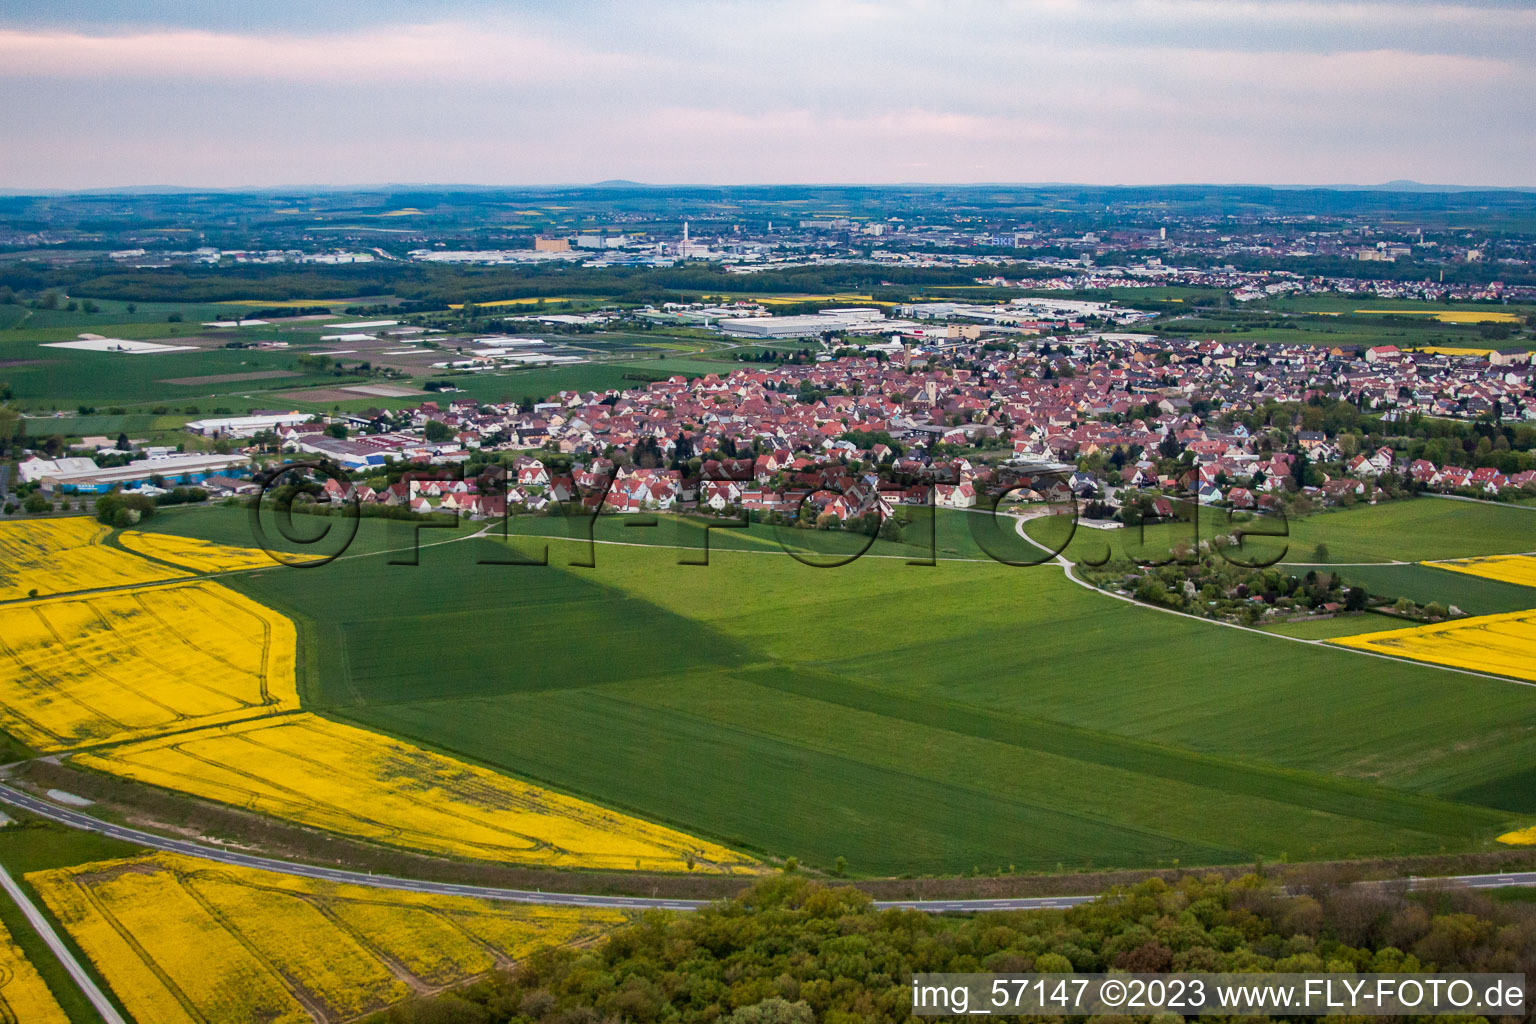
{"left": 1420, "top": 549, "right": 1536, "bottom": 566}
{"left": 1426, "top": 493, "right": 1536, "bottom": 512}
{"left": 2, "top": 781, "right": 1535, "bottom": 914}
{"left": 9, "top": 707, "right": 312, "bottom": 761}
{"left": 1278, "top": 560, "right": 1410, "bottom": 567}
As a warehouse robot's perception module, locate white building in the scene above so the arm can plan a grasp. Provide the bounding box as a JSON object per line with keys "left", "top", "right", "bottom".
{"left": 185, "top": 412, "right": 311, "bottom": 438}
{"left": 719, "top": 308, "right": 887, "bottom": 339}
{"left": 17, "top": 456, "right": 100, "bottom": 484}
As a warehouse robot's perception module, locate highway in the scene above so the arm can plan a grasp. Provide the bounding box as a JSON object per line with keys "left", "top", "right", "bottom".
{"left": 1, "top": 782, "right": 1532, "bottom": 916}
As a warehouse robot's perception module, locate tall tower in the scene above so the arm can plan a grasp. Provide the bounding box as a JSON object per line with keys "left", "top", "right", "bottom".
{"left": 683, "top": 220, "right": 690, "bottom": 245}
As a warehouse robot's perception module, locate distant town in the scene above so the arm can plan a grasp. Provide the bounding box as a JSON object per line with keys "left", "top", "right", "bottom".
{"left": 17, "top": 304, "right": 1536, "bottom": 520}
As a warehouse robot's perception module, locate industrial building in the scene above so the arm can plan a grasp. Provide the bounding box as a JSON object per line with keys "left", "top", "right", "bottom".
{"left": 718, "top": 307, "right": 889, "bottom": 339}
{"left": 16, "top": 456, "right": 101, "bottom": 485}
{"left": 37, "top": 453, "right": 254, "bottom": 495}
{"left": 185, "top": 412, "right": 312, "bottom": 438}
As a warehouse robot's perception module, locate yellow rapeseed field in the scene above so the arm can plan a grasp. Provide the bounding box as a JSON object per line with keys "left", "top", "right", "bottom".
{"left": 0, "top": 581, "right": 297, "bottom": 751}
{"left": 1354, "top": 309, "right": 1520, "bottom": 323}
{"left": 1409, "top": 346, "right": 1497, "bottom": 357}
{"left": 1329, "top": 608, "right": 1536, "bottom": 682}
{"left": 117, "top": 530, "right": 277, "bottom": 574}
{"left": 0, "top": 917, "right": 69, "bottom": 1024}
{"left": 82, "top": 713, "right": 759, "bottom": 871}
{"left": 328, "top": 901, "right": 493, "bottom": 985}
{"left": 1497, "top": 826, "right": 1536, "bottom": 845}
{"left": 751, "top": 293, "right": 879, "bottom": 305}
{"left": 1429, "top": 554, "right": 1536, "bottom": 589}
{"left": 28, "top": 852, "right": 622, "bottom": 1024}
{"left": 0, "top": 518, "right": 184, "bottom": 601}
{"left": 448, "top": 296, "right": 585, "bottom": 308}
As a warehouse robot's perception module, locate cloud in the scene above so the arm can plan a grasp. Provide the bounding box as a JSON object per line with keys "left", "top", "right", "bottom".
{"left": 0, "top": 23, "right": 650, "bottom": 83}
{"left": 0, "top": 0, "right": 1530, "bottom": 187}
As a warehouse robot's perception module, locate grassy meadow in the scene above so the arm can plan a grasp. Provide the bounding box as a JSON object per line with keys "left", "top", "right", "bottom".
{"left": 136, "top": 500, "right": 1536, "bottom": 877}
{"left": 0, "top": 297, "right": 734, "bottom": 418}
{"left": 1026, "top": 498, "right": 1536, "bottom": 567}
{"left": 1141, "top": 295, "right": 1536, "bottom": 352}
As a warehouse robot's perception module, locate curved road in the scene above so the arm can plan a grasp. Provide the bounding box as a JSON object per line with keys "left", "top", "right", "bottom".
{"left": 0, "top": 782, "right": 1094, "bottom": 912}
{"left": 3, "top": 783, "right": 1533, "bottom": 914}
{"left": 4, "top": 509, "right": 1535, "bottom": 917}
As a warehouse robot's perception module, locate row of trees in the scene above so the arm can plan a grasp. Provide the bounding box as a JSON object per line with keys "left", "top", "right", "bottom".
{"left": 361, "top": 873, "right": 1536, "bottom": 1024}
{"left": 0, "top": 258, "right": 1038, "bottom": 308}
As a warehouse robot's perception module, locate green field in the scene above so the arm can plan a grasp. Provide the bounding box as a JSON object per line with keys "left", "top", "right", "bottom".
{"left": 1259, "top": 615, "right": 1391, "bottom": 639}
{"left": 1, "top": 343, "right": 339, "bottom": 409}
{"left": 133, "top": 500, "right": 1536, "bottom": 877}
{"left": 1334, "top": 563, "right": 1536, "bottom": 616}
{"left": 1267, "top": 295, "right": 1536, "bottom": 318}
{"left": 1140, "top": 295, "right": 1536, "bottom": 352}
{"left": 0, "top": 301, "right": 702, "bottom": 412}
{"left": 1026, "top": 498, "right": 1536, "bottom": 567}
{"left": 1276, "top": 499, "right": 1535, "bottom": 562}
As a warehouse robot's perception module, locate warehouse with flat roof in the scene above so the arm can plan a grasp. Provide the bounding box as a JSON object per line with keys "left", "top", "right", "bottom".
{"left": 719, "top": 308, "right": 889, "bottom": 338}
{"left": 39, "top": 453, "right": 254, "bottom": 495}
{"left": 185, "top": 412, "right": 311, "bottom": 438}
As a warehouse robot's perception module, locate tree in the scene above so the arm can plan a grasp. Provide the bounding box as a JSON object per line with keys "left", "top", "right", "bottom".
{"left": 116, "top": 432, "right": 131, "bottom": 451}
{"left": 296, "top": 352, "right": 333, "bottom": 375}
{"left": 1313, "top": 542, "right": 1330, "bottom": 562}
{"left": 1291, "top": 448, "right": 1310, "bottom": 491}
{"left": 326, "top": 422, "right": 348, "bottom": 439}
{"left": 423, "top": 420, "right": 453, "bottom": 442}
{"left": 726, "top": 999, "right": 815, "bottom": 1024}
{"left": 0, "top": 405, "right": 19, "bottom": 457}
{"left": 21, "top": 493, "right": 49, "bottom": 514}
{"left": 94, "top": 492, "right": 155, "bottom": 527}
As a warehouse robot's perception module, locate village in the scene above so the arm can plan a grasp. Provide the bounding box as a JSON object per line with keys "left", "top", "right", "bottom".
{"left": 15, "top": 320, "right": 1536, "bottom": 536}
{"left": 210, "top": 330, "right": 1536, "bottom": 528}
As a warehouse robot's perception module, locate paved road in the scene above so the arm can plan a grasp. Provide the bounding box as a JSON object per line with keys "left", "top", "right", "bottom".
{"left": 0, "top": 783, "right": 705, "bottom": 911}
{"left": 0, "top": 782, "right": 1096, "bottom": 912}
{"left": 2, "top": 783, "right": 1532, "bottom": 916}
{"left": 0, "top": 860, "right": 128, "bottom": 1024}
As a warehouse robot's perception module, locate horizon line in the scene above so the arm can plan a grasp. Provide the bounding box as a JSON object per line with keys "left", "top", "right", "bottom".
{"left": 4, "top": 179, "right": 1536, "bottom": 196}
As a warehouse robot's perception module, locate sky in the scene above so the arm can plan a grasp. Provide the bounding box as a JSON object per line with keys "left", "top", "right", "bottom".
{"left": 1, "top": 0, "right": 1533, "bottom": 190}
